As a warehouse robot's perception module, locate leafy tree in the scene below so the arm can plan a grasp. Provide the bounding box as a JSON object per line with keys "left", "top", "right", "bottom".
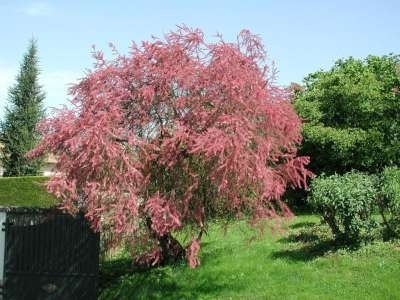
{"left": 1, "top": 39, "right": 45, "bottom": 176}
{"left": 294, "top": 55, "right": 400, "bottom": 174}
{"left": 29, "top": 27, "right": 311, "bottom": 267}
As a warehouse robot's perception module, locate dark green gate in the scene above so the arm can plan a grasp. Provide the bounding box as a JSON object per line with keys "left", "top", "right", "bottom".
{"left": 2, "top": 208, "right": 99, "bottom": 300}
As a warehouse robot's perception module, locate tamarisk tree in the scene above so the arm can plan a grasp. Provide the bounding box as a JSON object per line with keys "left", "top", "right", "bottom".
{"left": 29, "top": 27, "right": 311, "bottom": 267}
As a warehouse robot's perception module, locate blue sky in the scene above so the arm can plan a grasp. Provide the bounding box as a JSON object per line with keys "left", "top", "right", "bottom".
{"left": 1, "top": 1, "right": 400, "bottom": 117}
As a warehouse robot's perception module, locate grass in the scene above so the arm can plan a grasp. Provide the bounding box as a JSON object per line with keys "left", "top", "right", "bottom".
{"left": 0, "top": 176, "right": 58, "bottom": 208}
{"left": 99, "top": 215, "right": 400, "bottom": 300}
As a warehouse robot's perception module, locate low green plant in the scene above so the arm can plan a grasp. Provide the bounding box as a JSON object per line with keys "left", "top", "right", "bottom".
{"left": 307, "top": 172, "right": 378, "bottom": 243}
{"left": 377, "top": 166, "right": 400, "bottom": 238}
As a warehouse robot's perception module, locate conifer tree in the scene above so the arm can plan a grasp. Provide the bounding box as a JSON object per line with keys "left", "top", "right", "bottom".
{"left": 0, "top": 39, "right": 45, "bottom": 176}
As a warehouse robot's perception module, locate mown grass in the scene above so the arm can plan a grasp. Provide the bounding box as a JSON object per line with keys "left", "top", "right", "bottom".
{"left": 0, "top": 176, "right": 58, "bottom": 208}
{"left": 99, "top": 215, "right": 400, "bottom": 300}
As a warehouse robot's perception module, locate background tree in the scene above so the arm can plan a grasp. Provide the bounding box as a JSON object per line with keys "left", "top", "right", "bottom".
{"left": 1, "top": 39, "right": 45, "bottom": 176}
{"left": 29, "top": 27, "right": 311, "bottom": 267}
{"left": 294, "top": 55, "right": 400, "bottom": 175}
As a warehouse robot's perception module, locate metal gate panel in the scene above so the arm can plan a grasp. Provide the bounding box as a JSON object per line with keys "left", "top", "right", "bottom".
{"left": 0, "top": 211, "right": 6, "bottom": 299}
{"left": 3, "top": 209, "right": 99, "bottom": 300}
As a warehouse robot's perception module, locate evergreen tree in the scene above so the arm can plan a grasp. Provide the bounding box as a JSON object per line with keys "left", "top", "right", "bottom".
{"left": 0, "top": 39, "right": 45, "bottom": 176}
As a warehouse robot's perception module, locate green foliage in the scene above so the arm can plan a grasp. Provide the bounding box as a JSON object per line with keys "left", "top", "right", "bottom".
{"left": 0, "top": 176, "right": 58, "bottom": 208}
{"left": 301, "top": 124, "right": 368, "bottom": 174}
{"left": 295, "top": 55, "right": 400, "bottom": 174}
{"left": 294, "top": 97, "right": 323, "bottom": 124}
{"left": 0, "top": 39, "right": 45, "bottom": 176}
{"left": 308, "top": 172, "right": 378, "bottom": 243}
{"left": 378, "top": 166, "right": 400, "bottom": 237}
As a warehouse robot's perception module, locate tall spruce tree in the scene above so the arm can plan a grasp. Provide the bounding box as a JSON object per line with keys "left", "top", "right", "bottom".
{"left": 0, "top": 39, "right": 45, "bottom": 176}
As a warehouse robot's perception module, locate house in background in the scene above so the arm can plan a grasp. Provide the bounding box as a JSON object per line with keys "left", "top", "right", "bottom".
{"left": 41, "top": 154, "right": 57, "bottom": 176}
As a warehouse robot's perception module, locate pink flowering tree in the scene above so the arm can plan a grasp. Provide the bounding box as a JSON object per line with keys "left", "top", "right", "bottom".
{"left": 29, "top": 26, "right": 312, "bottom": 268}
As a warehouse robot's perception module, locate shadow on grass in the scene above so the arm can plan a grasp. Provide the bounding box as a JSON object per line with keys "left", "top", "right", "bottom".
{"left": 273, "top": 233, "right": 362, "bottom": 262}
{"left": 99, "top": 268, "right": 184, "bottom": 299}
{"left": 99, "top": 265, "right": 237, "bottom": 300}
{"left": 271, "top": 239, "right": 343, "bottom": 261}
{"left": 279, "top": 231, "right": 321, "bottom": 244}
{"left": 289, "top": 221, "right": 317, "bottom": 230}
{"left": 99, "top": 257, "right": 134, "bottom": 291}
{"left": 99, "top": 247, "right": 239, "bottom": 300}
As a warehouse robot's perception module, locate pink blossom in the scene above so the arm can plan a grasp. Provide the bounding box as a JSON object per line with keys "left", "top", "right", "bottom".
{"left": 28, "top": 26, "right": 312, "bottom": 267}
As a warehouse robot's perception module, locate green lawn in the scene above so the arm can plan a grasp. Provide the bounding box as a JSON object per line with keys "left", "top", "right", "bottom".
{"left": 99, "top": 215, "right": 400, "bottom": 300}
{"left": 0, "top": 176, "right": 58, "bottom": 208}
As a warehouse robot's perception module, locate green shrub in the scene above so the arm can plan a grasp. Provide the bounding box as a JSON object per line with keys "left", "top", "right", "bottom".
{"left": 308, "top": 172, "right": 378, "bottom": 243}
{"left": 378, "top": 166, "right": 400, "bottom": 237}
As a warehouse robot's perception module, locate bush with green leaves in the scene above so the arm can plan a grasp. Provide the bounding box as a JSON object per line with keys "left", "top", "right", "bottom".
{"left": 377, "top": 166, "right": 400, "bottom": 238}
{"left": 294, "top": 55, "right": 400, "bottom": 175}
{"left": 308, "top": 172, "right": 378, "bottom": 243}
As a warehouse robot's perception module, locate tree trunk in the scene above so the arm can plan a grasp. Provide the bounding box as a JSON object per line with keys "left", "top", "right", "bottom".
{"left": 376, "top": 194, "right": 395, "bottom": 238}
{"left": 322, "top": 211, "right": 342, "bottom": 237}
{"left": 134, "top": 218, "right": 185, "bottom": 268}
{"left": 158, "top": 233, "right": 185, "bottom": 265}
